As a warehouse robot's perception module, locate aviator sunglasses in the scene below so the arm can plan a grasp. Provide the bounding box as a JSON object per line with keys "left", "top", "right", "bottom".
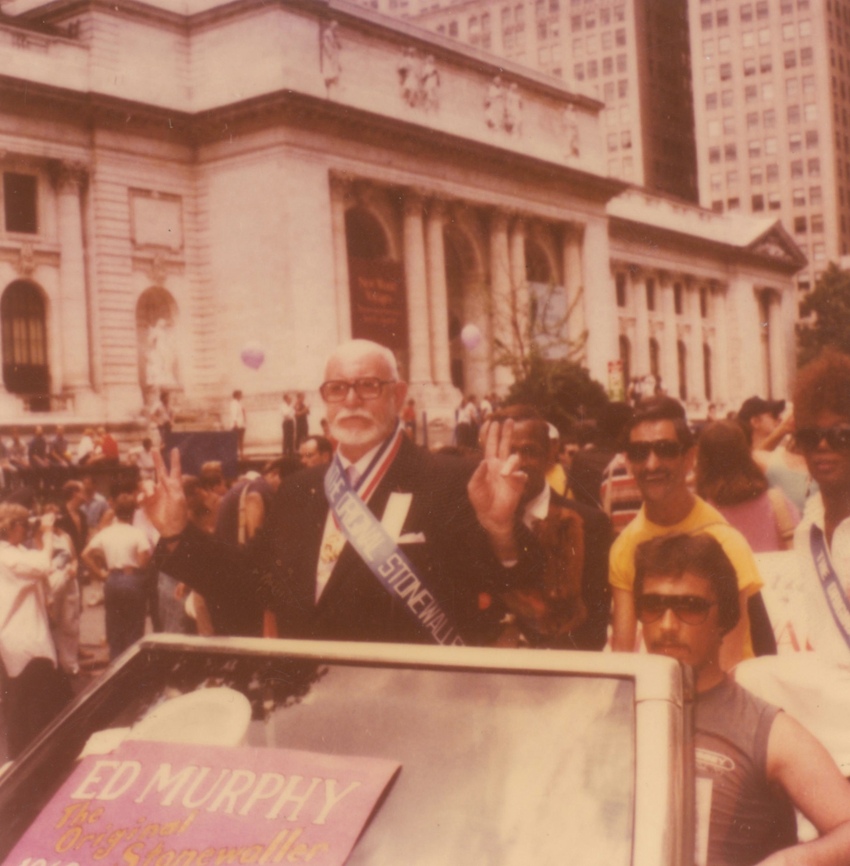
{"left": 624, "top": 440, "right": 685, "bottom": 462}
{"left": 635, "top": 594, "right": 717, "bottom": 625}
{"left": 794, "top": 424, "right": 850, "bottom": 453}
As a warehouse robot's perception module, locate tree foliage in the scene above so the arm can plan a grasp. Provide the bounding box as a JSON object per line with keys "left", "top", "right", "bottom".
{"left": 797, "top": 263, "right": 850, "bottom": 367}
{"left": 504, "top": 346, "right": 609, "bottom": 433}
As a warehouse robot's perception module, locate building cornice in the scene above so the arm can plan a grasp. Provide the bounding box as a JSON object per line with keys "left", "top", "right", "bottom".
{"left": 0, "top": 72, "right": 625, "bottom": 203}
{"left": 13, "top": 0, "right": 602, "bottom": 110}
{"left": 609, "top": 214, "right": 807, "bottom": 277}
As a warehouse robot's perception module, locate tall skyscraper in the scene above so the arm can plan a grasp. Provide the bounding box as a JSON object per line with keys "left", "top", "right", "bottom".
{"left": 689, "top": 0, "right": 845, "bottom": 295}
{"left": 362, "top": 0, "right": 698, "bottom": 201}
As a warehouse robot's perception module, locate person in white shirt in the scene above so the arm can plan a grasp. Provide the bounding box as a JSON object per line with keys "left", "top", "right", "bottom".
{"left": 230, "top": 389, "right": 247, "bottom": 461}
{"left": 82, "top": 494, "right": 152, "bottom": 660}
{"left": 0, "top": 504, "right": 71, "bottom": 758}
{"left": 74, "top": 428, "right": 96, "bottom": 466}
{"left": 280, "top": 393, "right": 296, "bottom": 457}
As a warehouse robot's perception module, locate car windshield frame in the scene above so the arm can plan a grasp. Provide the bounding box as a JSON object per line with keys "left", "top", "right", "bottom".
{"left": 0, "top": 637, "right": 693, "bottom": 866}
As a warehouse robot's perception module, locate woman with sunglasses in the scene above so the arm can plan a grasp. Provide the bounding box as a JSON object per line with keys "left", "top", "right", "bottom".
{"left": 696, "top": 420, "right": 799, "bottom": 553}
{"left": 735, "top": 350, "right": 850, "bottom": 794}
{"left": 789, "top": 350, "right": 850, "bottom": 667}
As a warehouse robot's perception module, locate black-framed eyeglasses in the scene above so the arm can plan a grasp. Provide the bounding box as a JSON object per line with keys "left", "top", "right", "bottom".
{"left": 794, "top": 425, "right": 850, "bottom": 453}
{"left": 635, "top": 594, "right": 717, "bottom": 626}
{"left": 319, "top": 378, "right": 396, "bottom": 403}
{"left": 624, "top": 440, "right": 685, "bottom": 463}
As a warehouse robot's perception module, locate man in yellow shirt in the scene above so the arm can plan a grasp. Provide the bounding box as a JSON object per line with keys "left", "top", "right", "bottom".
{"left": 609, "top": 396, "right": 765, "bottom": 670}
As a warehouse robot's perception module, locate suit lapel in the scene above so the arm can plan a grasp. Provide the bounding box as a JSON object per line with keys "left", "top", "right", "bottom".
{"left": 318, "top": 436, "right": 421, "bottom": 606}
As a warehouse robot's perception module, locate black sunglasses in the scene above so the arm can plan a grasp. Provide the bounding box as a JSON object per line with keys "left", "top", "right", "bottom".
{"left": 624, "top": 440, "right": 685, "bottom": 462}
{"left": 635, "top": 594, "right": 717, "bottom": 625}
{"left": 319, "top": 378, "right": 396, "bottom": 403}
{"left": 794, "top": 425, "right": 850, "bottom": 453}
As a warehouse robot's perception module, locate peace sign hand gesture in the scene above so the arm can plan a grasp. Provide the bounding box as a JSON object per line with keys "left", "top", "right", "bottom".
{"left": 144, "top": 448, "right": 189, "bottom": 539}
{"left": 467, "top": 419, "right": 527, "bottom": 562}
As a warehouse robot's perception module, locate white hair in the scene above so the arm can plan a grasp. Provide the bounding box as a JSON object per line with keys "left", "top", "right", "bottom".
{"left": 325, "top": 339, "right": 400, "bottom": 381}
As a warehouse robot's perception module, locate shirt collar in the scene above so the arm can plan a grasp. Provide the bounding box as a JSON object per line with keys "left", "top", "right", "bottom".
{"left": 335, "top": 423, "right": 402, "bottom": 479}
{"left": 522, "top": 483, "right": 551, "bottom": 529}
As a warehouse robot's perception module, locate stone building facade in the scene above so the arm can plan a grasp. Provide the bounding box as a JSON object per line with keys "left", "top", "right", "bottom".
{"left": 0, "top": 0, "right": 802, "bottom": 451}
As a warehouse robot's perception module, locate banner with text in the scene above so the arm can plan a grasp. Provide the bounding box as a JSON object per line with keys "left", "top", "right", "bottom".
{"left": 8, "top": 740, "right": 400, "bottom": 866}
{"left": 349, "top": 257, "right": 408, "bottom": 350}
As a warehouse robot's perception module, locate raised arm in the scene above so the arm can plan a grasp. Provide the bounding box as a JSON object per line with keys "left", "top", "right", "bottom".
{"left": 467, "top": 419, "right": 527, "bottom": 563}
{"left": 144, "top": 448, "right": 188, "bottom": 541}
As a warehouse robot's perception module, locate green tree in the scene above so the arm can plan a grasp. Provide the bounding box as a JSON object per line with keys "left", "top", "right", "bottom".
{"left": 797, "top": 263, "right": 850, "bottom": 367}
{"left": 504, "top": 346, "right": 609, "bottom": 432}
{"left": 486, "top": 277, "right": 609, "bottom": 430}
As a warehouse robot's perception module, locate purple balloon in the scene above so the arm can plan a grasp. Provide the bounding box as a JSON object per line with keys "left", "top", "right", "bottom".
{"left": 240, "top": 344, "right": 265, "bottom": 370}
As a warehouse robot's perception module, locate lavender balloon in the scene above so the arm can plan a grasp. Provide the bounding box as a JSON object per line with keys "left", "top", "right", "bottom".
{"left": 240, "top": 343, "right": 265, "bottom": 370}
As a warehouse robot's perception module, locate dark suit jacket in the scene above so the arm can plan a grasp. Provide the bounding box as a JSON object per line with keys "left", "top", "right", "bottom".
{"left": 160, "top": 437, "right": 542, "bottom": 645}
{"left": 497, "top": 490, "right": 612, "bottom": 650}
{"left": 550, "top": 492, "right": 612, "bottom": 650}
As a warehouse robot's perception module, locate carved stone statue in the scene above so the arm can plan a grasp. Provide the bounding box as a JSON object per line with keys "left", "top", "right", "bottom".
{"left": 504, "top": 83, "right": 522, "bottom": 134}
{"left": 420, "top": 54, "right": 440, "bottom": 110}
{"left": 564, "top": 105, "right": 580, "bottom": 158}
{"left": 398, "top": 47, "right": 418, "bottom": 106}
{"left": 144, "top": 318, "right": 178, "bottom": 390}
{"left": 321, "top": 20, "right": 341, "bottom": 89}
{"left": 485, "top": 76, "right": 505, "bottom": 129}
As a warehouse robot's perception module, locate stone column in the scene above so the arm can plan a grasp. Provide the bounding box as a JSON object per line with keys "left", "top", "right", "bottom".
{"left": 713, "top": 286, "right": 731, "bottom": 411}
{"left": 489, "top": 211, "right": 513, "bottom": 391}
{"left": 688, "top": 283, "right": 706, "bottom": 408}
{"left": 582, "top": 216, "right": 617, "bottom": 384}
{"left": 562, "top": 224, "right": 586, "bottom": 360}
{"left": 659, "top": 276, "right": 679, "bottom": 398}
{"left": 767, "top": 290, "right": 788, "bottom": 400}
{"left": 425, "top": 199, "right": 452, "bottom": 386}
{"left": 508, "top": 216, "right": 529, "bottom": 358}
{"left": 53, "top": 161, "right": 91, "bottom": 393}
{"left": 403, "top": 191, "right": 432, "bottom": 385}
{"left": 633, "top": 269, "right": 650, "bottom": 379}
{"left": 329, "top": 175, "right": 352, "bottom": 343}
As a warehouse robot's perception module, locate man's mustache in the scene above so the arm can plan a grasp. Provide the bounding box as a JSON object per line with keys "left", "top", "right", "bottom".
{"left": 650, "top": 640, "right": 688, "bottom": 651}
{"left": 333, "top": 411, "right": 376, "bottom": 422}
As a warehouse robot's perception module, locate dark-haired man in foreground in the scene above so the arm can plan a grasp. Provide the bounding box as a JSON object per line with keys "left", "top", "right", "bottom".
{"left": 636, "top": 533, "right": 850, "bottom": 866}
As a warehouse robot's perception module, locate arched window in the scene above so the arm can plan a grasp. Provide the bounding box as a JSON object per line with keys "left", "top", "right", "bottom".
{"left": 136, "top": 287, "right": 179, "bottom": 395}
{"left": 1, "top": 280, "right": 49, "bottom": 396}
{"left": 345, "top": 205, "right": 407, "bottom": 363}
{"left": 677, "top": 340, "right": 688, "bottom": 401}
{"left": 345, "top": 207, "right": 389, "bottom": 259}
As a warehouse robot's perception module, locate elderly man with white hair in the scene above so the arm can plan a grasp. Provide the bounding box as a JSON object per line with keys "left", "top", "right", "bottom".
{"left": 147, "top": 339, "right": 543, "bottom": 645}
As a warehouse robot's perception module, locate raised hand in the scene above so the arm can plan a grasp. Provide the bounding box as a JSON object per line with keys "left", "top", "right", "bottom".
{"left": 467, "top": 419, "right": 527, "bottom": 560}
{"left": 143, "top": 448, "right": 188, "bottom": 538}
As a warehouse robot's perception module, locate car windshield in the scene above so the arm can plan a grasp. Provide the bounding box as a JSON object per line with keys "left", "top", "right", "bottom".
{"left": 2, "top": 648, "right": 636, "bottom": 865}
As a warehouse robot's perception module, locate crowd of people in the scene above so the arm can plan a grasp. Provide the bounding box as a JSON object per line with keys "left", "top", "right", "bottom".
{"left": 3, "top": 337, "right": 850, "bottom": 865}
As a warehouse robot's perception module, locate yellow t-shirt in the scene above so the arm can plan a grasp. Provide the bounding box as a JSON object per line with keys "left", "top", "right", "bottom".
{"left": 609, "top": 497, "right": 764, "bottom": 658}
{"left": 546, "top": 463, "right": 568, "bottom": 498}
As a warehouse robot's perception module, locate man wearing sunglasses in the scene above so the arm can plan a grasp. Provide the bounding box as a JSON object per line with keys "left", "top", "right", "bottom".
{"left": 636, "top": 533, "right": 850, "bottom": 866}
{"left": 147, "top": 339, "right": 541, "bottom": 644}
{"left": 609, "top": 396, "right": 764, "bottom": 669}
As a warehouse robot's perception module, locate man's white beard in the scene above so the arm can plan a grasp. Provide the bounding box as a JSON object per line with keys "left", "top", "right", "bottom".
{"left": 330, "top": 411, "right": 392, "bottom": 451}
